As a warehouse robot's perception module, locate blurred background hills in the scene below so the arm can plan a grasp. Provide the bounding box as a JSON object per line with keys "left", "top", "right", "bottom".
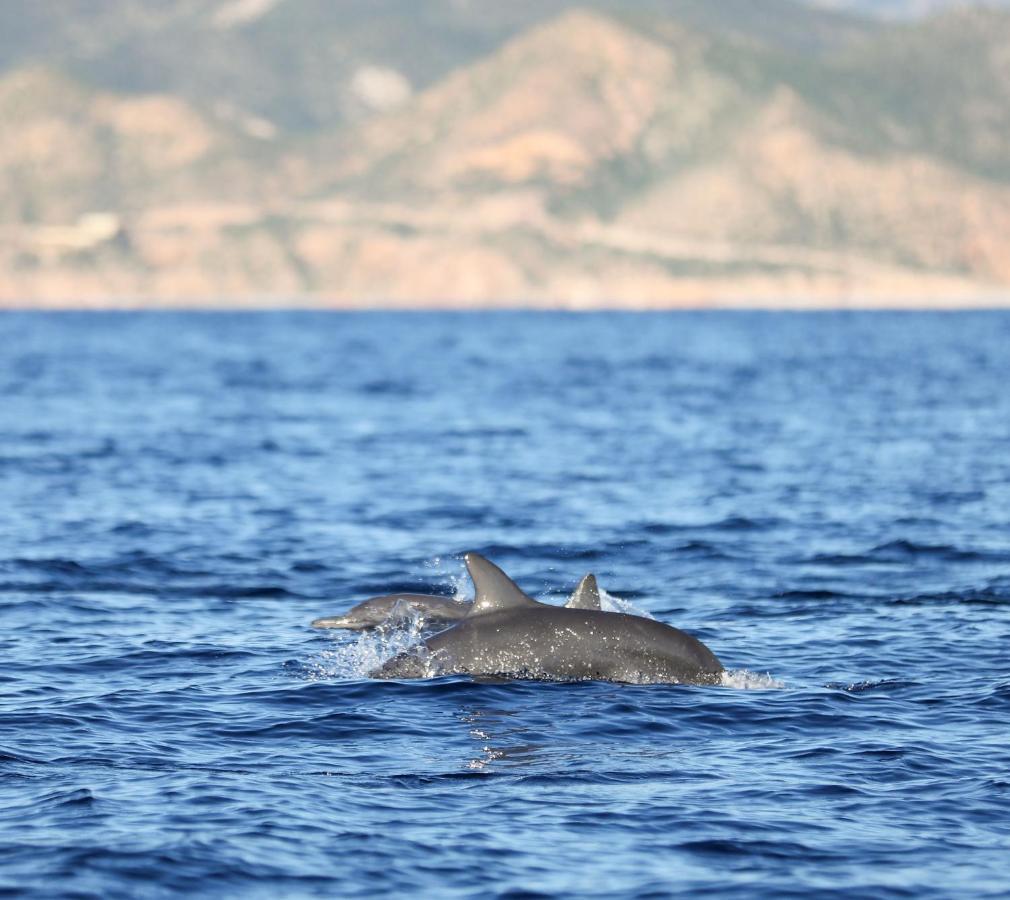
{"left": 2, "top": 0, "right": 1009, "bottom": 306}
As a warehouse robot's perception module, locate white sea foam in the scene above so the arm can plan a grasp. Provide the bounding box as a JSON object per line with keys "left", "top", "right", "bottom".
{"left": 599, "top": 588, "right": 655, "bottom": 619}
{"left": 304, "top": 613, "right": 428, "bottom": 680}
{"left": 304, "top": 557, "right": 468, "bottom": 681}
{"left": 421, "top": 555, "right": 470, "bottom": 601}
{"left": 721, "top": 669, "right": 786, "bottom": 690}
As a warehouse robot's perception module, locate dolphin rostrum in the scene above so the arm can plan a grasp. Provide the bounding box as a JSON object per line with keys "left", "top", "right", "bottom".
{"left": 311, "top": 569, "right": 603, "bottom": 631}
{"left": 370, "top": 553, "right": 723, "bottom": 685}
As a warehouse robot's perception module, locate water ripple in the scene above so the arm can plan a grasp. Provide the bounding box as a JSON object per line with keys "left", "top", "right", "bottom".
{"left": 2, "top": 311, "right": 1010, "bottom": 897}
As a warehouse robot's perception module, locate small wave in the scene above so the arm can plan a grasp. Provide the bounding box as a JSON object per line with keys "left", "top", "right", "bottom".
{"left": 721, "top": 669, "right": 785, "bottom": 690}
{"left": 825, "top": 678, "right": 916, "bottom": 693}
{"left": 358, "top": 378, "right": 416, "bottom": 397}
{"left": 872, "top": 539, "right": 1002, "bottom": 562}
{"left": 772, "top": 589, "right": 846, "bottom": 601}
{"left": 925, "top": 489, "right": 986, "bottom": 505}
{"left": 804, "top": 540, "right": 1006, "bottom": 566}
{"left": 678, "top": 838, "right": 826, "bottom": 860}
{"left": 212, "top": 585, "right": 304, "bottom": 599}
{"left": 892, "top": 588, "right": 1010, "bottom": 607}
{"left": 29, "top": 788, "right": 97, "bottom": 809}
{"left": 971, "top": 681, "right": 1010, "bottom": 709}
{"left": 639, "top": 516, "right": 776, "bottom": 535}
{"left": 441, "top": 427, "right": 528, "bottom": 439}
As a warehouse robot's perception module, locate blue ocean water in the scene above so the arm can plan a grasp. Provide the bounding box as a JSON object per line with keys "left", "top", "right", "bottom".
{"left": 2, "top": 310, "right": 1010, "bottom": 898}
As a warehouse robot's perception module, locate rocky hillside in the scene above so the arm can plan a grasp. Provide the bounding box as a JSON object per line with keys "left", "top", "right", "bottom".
{"left": 1, "top": 2, "right": 1008, "bottom": 306}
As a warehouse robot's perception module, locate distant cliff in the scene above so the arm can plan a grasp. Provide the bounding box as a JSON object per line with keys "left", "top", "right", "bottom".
{"left": 2, "top": 2, "right": 1009, "bottom": 306}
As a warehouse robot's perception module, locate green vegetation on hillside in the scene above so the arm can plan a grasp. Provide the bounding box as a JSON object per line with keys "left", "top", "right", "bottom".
{"left": 2, "top": 1, "right": 1008, "bottom": 305}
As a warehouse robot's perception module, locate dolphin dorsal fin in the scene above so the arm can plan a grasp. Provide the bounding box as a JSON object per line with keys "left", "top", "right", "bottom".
{"left": 464, "top": 553, "right": 537, "bottom": 615}
{"left": 566, "top": 573, "right": 602, "bottom": 611}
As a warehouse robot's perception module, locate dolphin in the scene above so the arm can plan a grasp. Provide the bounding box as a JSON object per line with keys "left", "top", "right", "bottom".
{"left": 370, "top": 553, "right": 723, "bottom": 685}
{"left": 311, "top": 594, "right": 470, "bottom": 630}
{"left": 311, "top": 570, "right": 604, "bottom": 631}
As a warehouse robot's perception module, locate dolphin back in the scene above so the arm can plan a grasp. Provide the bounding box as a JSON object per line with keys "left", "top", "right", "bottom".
{"left": 417, "top": 606, "right": 722, "bottom": 685}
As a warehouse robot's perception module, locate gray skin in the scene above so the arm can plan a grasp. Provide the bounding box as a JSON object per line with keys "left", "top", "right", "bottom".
{"left": 566, "top": 573, "right": 602, "bottom": 611}
{"left": 311, "top": 594, "right": 468, "bottom": 630}
{"left": 312, "top": 571, "right": 603, "bottom": 631}
{"left": 369, "top": 553, "right": 723, "bottom": 686}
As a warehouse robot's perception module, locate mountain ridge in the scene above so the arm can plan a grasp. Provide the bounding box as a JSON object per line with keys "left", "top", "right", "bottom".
{"left": 2, "top": 4, "right": 1009, "bottom": 306}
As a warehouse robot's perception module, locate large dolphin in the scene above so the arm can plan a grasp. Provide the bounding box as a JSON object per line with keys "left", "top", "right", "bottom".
{"left": 370, "top": 554, "right": 723, "bottom": 685}
{"left": 311, "top": 570, "right": 603, "bottom": 631}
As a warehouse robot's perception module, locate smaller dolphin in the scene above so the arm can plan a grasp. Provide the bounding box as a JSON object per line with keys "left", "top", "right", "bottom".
{"left": 312, "top": 570, "right": 604, "bottom": 630}
{"left": 312, "top": 594, "right": 468, "bottom": 630}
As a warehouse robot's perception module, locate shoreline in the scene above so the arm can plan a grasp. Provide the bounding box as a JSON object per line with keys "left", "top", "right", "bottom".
{"left": 2, "top": 293, "right": 1009, "bottom": 312}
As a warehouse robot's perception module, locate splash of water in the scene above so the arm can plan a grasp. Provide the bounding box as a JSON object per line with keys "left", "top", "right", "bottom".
{"left": 721, "top": 669, "right": 785, "bottom": 690}
{"left": 304, "top": 610, "right": 431, "bottom": 680}
{"left": 599, "top": 588, "right": 655, "bottom": 619}
{"left": 421, "top": 555, "right": 470, "bottom": 601}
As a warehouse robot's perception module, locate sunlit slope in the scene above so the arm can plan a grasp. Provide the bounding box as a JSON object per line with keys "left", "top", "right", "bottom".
{"left": 1, "top": 6, "right": 1008, "bottom": 304}
{"left": 0, "top": 68, "right": 270, "bottom": 221}
{"left": 291, "top": 8, "right": 1010, "bottom": 300}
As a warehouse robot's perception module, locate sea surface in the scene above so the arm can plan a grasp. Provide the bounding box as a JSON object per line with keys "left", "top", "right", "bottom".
{"left": 2, "top": 311, "right": 1009, "bottom": 898}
